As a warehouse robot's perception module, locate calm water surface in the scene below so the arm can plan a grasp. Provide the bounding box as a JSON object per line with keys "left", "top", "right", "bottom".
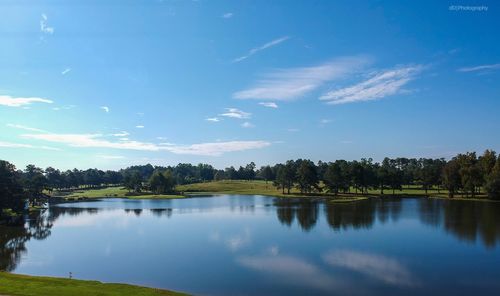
{"left": 2, "top": 195, "right": 500, "bottom": 295}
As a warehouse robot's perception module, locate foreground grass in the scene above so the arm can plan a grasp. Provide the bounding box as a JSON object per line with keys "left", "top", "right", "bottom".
{"left": 59, "top": 187, "right": 185, "bottom": 200}
{"left": 0, "top": 272, "right": 186, "bottom": 296}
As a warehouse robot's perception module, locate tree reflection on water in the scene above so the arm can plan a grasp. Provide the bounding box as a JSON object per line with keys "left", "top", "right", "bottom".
{"left": 418, "top": 199, "right": 500, "bottom": 248}
{"left": 2, "top": 197, "right": 500, "bottom": 273}
{"left": 275, "top": 197, "right": 500, "bottom": 248}
{"left": 1, "top": 210, "right": 53, "bottom": 271}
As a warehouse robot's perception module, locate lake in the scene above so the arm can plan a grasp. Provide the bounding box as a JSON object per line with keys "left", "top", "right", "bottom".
{"left": 2, "top": 195, "right": 500, "bottom": 295}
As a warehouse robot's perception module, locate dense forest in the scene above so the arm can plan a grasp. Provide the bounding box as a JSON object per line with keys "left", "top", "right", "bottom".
{"left": 2, "top": 150, "right": 500, "bottom": 218}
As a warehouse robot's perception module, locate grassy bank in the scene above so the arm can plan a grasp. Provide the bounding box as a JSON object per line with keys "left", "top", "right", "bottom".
{"left": 428, "top": 195, "right": 500, "bottom": 202}
{"left": 177, "top": 180, "right": 306, "bottom": 197}
{"left": 328, "top": 196, "right": 370, "bottom": 203}
{"left": 0, "top": 272, "right": 186, "bottom": 296}
{"left": 177, "top": 180, "right": 495, "bottom": 201}
{"left": 178, "top": 180, "right": 370, "bottom": 201}
{"left": 55, "top": 181, "right": 494, "bottom": 202}
{"left": 57, "top": 187, "right": 185, "bottom": 200}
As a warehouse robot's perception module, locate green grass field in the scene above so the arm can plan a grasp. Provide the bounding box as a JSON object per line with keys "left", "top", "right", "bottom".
{"left": 177, "top": 180, "right": 309, "bottom": 197}
{"left": 177, "top": 179, "right": 419, "bottom": 197}
{"left": 0, "top": 272, "right": 186, "bottom": 296}
{"left": 178, "top": 180, "right": 374, "bottom": 200}
{"left": 59, "top": 187, "right": 185, "bottom": 200}
{"left": 55, "top": 181, "right": 493, "bottom": 202}
{"left": 178, "top": 180, "right": 493, "bottom": 201}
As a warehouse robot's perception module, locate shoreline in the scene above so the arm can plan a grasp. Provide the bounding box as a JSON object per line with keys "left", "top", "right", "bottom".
{"left": 0, "top": 272, "right": 187, "bottom": 296}
{"left": 49, "top": 181, "right": 499, "bottom": 203}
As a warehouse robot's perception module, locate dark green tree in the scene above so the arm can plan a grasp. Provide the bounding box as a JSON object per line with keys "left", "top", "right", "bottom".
{"left": 296, "top": 160, "right": 319, "bottom": 194}
{"left": 124, "top": 171, "right": 142, "bottom": 193}
{"left": 260, "top": 165, "right": 274, "bottom": 184}
{"left": 324, "top": 161, "right": 349, "bottom": 195}
{"left": 0, "top": 160, "right": 25, "bottom": 213}
{"left": 148, "top": 170, "right": 176, "bottom": 194}
{"left": 485, "top": 156, "right": 500, "bottom": 199}
{"left": 214, "top": 170, "right": 225, "bottom": 181}
{"left": 45, "top": 167, "right": 62, "bottom": 192}
{"left": 442, "top": 159, "right": 461, "bottom": 198}
{"left": 23, "top": 165, "right": 47, "bottom": 206}
{"left": 273, "top": 164, "right": 287, "bottom": 194}
{"left": 273, "top": 161, "right": 296, "bottom": 194}
{"left": 456, "top": 152, "right": 482, "bottom": 197}
{"left": 377, "top": 158, "right": 391, "bottom": 195}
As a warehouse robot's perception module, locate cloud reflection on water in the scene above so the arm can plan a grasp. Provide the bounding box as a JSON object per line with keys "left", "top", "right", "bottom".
{"left": 236, "top": 254, "right": 341, "bottom": 291}
{"left": 323, "top": 249, "right": 418, "bottom": 287}
{"left": 209, "top": 228, "right": 252, "bottom": 252}
{"left": 225, "top": 228, "right": 251, "bottom": 251}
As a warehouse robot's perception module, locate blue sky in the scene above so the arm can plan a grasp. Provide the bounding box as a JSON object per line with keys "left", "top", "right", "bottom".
{"left": 1, "top": 0, "right": 499, "bottom": 170}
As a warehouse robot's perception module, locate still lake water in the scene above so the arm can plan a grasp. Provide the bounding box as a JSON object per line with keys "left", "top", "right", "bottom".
{"left": 2, "top": 195, "right": 500, "bottom": 295}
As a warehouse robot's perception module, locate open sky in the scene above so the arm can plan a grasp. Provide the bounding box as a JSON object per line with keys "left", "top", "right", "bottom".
{"left": 1, "top": 0, "right": 499, "bottom": 170}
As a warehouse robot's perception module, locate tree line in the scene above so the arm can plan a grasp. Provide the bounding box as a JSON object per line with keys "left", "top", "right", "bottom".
{"left": 2, "top": 150, "right": 500, "bottom": 217}
{"left": 269, "top": 150, "right": 500, "bottom": 199}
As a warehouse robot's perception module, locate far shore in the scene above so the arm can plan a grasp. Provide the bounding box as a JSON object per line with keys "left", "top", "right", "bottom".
{"left": 49, "top": 180, "right": 499, "bottom": 203}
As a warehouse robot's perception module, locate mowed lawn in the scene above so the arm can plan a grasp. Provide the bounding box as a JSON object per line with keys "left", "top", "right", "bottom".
{"left": 177, "top": 180, "right": 303, "bottom": 197}
{"left": 178, "top": 180, "right": 375, "bottom": 199}
{"left": 178, "top": 179, "right": 427, "bottom": 197}
{"left": 0, "top": 272, "right": 186, "bottom": 296}
{"left": 60, "top": 187, "right": 185, "bottom": 200}
{"left": 57, "top": 181, "right": 491, "bottom": 201}
{"left": 178, "top": 180, "right": 492, "bottom": 200}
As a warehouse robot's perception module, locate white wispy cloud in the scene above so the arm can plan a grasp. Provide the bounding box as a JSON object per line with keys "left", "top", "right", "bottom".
{"left": 135, "top": 125, "right": 145, "bottom": 129}
{"left": 233, "top": 36, "right": 290, "bottom": 63}
{"left": 258, "top": 102, "right": 278, "bottom": 108}
{"left": 40, "top": 13, "right": 54, "bottom": 34}
{"left": 52, "top": 105, "right": 76, "bottom": 111}
{"left": 241, "top": 122, "right": 255, "bottom": 128}
{"left": 234, "top": 56, "right": 370, "bottom": 101}
{"left": 21, "top": 133, "right": 161, "bottom": 151}
{"left": 320, "top": 65, "right": 423, "bottom": 105}
{"left": 165, "top": 141, "right": 270, "bottom": 156}
{"left": 100, "top": 106, "right": 110, "bottom": 113}
{"left": 319, "top": 119, "right": 332, "bottom": 125}
{"left": 457, "top": 63, "right": 500, "bottom": 72}
{"left": 111, "top": 131, "right": 129, "bottom": 137}
{"left": 219, "top": 108, "right": 251, "bottom": 119}
{"left": 96, "top": 155, "right": 125, "bottom": 160}
{"left": 206, "top": 117, "right": 221, "bottom": 122}
{"left": 222, "top": 12, "right": 233, "bottom": 18}
{"left": 61, "top": 68, "right": 71, "bottom": 75}
{"left": 0, "top": 95, "right": 53, "bottom": 107}
{"left": 0, "top": 141, "right": 60, "bottom": 151}
{"left": 7, "top": 124, "right": 48, "bottom": 133}
{"left": 21, "top": 133, "right": 270, "bottom": 156}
